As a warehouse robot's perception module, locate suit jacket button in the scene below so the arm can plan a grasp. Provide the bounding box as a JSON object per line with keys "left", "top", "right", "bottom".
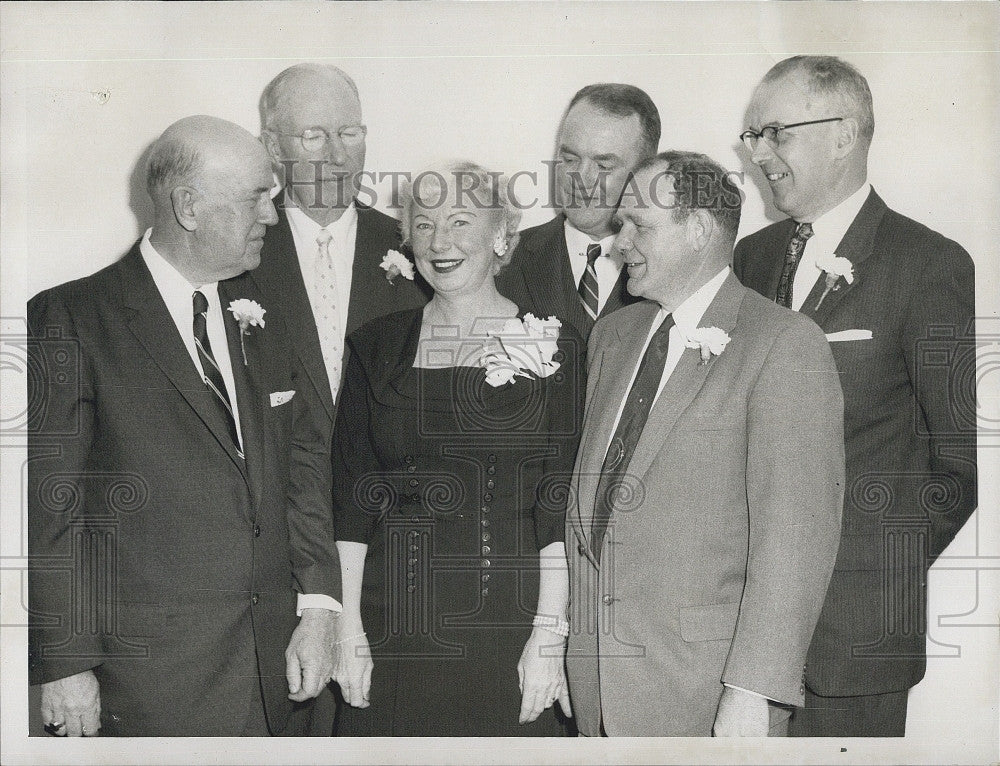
{"left": 253, "top": 525, "right": 261, "bottom": 538}
{"left": 578, "top": 543, "right": 587, "bottom": 556}
{"left": 251, "top": 593, "right": 260, "bottom": 605}
{"left": 602, "top": 594, "right": 615, "bottom": 606}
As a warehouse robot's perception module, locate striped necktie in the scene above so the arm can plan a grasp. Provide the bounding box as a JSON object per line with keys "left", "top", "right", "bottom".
{"left": 775, "top": 222, "right": 814, "bottom": 309}
{"left": 192, "top": 290, "right": 242, "bottom": 458}
{"left": 578, "top": 242, "right": 602, "bottom": 322}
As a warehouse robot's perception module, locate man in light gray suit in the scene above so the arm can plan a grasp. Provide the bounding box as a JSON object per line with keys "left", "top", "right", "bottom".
{"left": 565, "top": 151, "right": 844, "bottom": 736}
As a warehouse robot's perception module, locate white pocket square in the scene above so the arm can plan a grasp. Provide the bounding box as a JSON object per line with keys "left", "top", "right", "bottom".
{"left": 826, "top": 329, "right": 872, "bottom": 342}
{"left": 270, "top": 390, "right": 295, "bottom": 407}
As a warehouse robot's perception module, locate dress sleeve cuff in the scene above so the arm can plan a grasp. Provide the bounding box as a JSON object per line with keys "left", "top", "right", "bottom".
{"left": 296, "top": 593, "right": 343, "bottom": 616}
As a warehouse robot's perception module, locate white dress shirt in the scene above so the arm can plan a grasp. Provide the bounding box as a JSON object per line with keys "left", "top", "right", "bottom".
{"left": 790, "top": 182, "right": 871, "bottom": 311}
{"left": 140, "top": 230, "right": 339, "bottom": 616}
{"left": 564, "top": 220, "right": 623, "bottom": 315}
{"left": 285, "top": 197, "right": 358, "bottom": 384}
{"left": 139, "top": 231, "right": 244, "bottom": 450}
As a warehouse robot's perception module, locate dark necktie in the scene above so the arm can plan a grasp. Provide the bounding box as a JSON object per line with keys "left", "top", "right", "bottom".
{"left": 578, "top": 243, "right": 601, "bottom": 322}
{"left": 774, "top": 222, "right": 814, "bottom": 309}
{"left": 192, "top": 290, "right": 242, "bottom": 457}
{"left": 591, "top": 313, "right": 675, "bottom": 561}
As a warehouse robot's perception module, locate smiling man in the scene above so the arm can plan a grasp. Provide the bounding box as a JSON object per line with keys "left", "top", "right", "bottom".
{"left": 733, "top": 55, "right": 978, "bottom": 737}
{"left": 565, "top": 150, "right": 844, "bottom": 737}
{"left": 497, "top": 84, "right": 659, "bottom": 340}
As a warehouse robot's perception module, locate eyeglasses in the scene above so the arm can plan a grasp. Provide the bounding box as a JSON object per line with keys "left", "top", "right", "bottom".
{"left": 266, "top": 125, "right": 367, "bottom": 152}
{"left": 739, "top": 117, "right": 843, "bottom": 150}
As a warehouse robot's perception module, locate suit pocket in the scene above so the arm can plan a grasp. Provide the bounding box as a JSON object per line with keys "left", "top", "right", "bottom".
{"left": 116, "top": 602, "right": 167, "bottom": 638}
{"left": 679, "top": 602, "right": 740, "bottom": 642}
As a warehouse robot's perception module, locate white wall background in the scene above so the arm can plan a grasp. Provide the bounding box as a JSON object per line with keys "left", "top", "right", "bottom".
{"left": 1, "top": 3, "right": 997, "bottom": 765}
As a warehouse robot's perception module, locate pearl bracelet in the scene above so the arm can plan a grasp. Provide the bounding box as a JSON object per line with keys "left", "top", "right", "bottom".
{"left": 532, "top": 614, "right": 570, "bottom": 637}
{"left": 335, "top": 631, "right": 366, "bottom": 645}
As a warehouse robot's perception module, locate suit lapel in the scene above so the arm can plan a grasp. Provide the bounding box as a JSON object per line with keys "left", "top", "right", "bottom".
{"left": 251, "top": 209, "right": 335, "bottom": 422}
{"left": 801, "top": 189, "right": 887, "bottom": 326}
{"left": 220, "top": 280, "right": 267, "bottom": 515}
{"left": 626, "top": 273, "right": 744, "bottom": 484}
{"left": 118, "top": 245, "right": 250, "bottom": 479}
{"left": 573, "top": 301, "right": 661, "bottom": 546}
{"left": 523, "top": 217, "right": 573, "bottom": 322}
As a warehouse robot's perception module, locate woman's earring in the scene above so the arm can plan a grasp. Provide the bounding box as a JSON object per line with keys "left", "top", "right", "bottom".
{"left": 493, "top": 231, "right": 508, "bottom": 258}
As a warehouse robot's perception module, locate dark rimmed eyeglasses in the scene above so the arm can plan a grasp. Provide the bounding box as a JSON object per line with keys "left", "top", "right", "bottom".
{"left": 265, "top": 125, "right": 367, "bottom": 152}
{"left": 739, "top": 117, "right": 844, "bottom": 150}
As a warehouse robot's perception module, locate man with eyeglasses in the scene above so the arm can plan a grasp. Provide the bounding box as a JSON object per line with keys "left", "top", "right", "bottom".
{"left": 253, "top": 62, "right": 430, "bottom": 736}
{"left": 733, "top": 55, "right": 977, "bottom": 737}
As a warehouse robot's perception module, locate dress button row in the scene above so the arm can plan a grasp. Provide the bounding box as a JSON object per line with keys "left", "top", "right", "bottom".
{"left": 484, "top": 493, "right": 493, "bottom": 502}
{"left": 487, "top": 466, "right": 496, "bottom": 476}
{"left": 488, "top": 454, "right": 497, "bottom": 463}
{"left": 408, "top": 478, "right": 419, "bottom": 488}
{"left": 486, "top": 479, "right": 495, "bottom": 490}
{"left": 407, "top": 585, "right": 416, "bottom": 593}
{"left": 481, "top": 519, "right": 490, "bottom": 528}
{"left": 481, "top": 545, "right": 491, "bottom": 555}
{"left": 406, "top": 465, "right": 416, "bottom": 473}
{"left": 481, "top": 532, "right": 491, "bottom": 542}
{"left": 481, "top": 559, "right": 491, "bottom": 568}
{"left": 404, "top": 455, "right": 414, "bottom": 464}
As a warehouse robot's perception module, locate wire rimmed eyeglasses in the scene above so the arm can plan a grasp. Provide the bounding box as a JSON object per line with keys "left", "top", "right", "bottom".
{"left": 739, "top": 117, "right": 843, "bottom": 150}
{"left": 265, "top": 125, "right": 367, "bottom": 152}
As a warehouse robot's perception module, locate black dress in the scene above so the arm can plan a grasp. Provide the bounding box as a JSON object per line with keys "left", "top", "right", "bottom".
{"left": 332, "top": 307, "right": 584, "bottom": 736}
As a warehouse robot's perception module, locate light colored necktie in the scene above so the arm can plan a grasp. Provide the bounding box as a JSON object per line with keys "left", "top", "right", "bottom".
{"left": 313, "top": 228, "right": 343, "bottom": 401}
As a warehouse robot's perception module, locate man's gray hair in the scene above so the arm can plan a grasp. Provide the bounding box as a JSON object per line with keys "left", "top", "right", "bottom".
{"left": 146, "top": 137, "right": 203, "bottom": 199}
{"left": 763, "top": 55, "right": 875, "bottom": 143}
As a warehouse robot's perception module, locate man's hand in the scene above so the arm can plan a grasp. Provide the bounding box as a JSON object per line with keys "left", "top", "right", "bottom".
{"left": 40, "top": 670, "right": 101, "bottom": 736}
{"left": 285, "top": 608, "right": 337, "bottom": 702}
{"left": 712, "top": 686, "right": 769, "bottom": 737}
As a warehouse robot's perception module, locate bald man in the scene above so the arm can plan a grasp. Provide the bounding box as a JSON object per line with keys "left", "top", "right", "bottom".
{"left": 255, "top": 63, "right": 430, "bottom": 439}
{"left": 28, "top": 116, "right": 341, "bottom": 736}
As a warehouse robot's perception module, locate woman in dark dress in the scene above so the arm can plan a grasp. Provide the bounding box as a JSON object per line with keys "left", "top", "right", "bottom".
{"left": 331, "top": 162, "right": 583, "bottom": 736}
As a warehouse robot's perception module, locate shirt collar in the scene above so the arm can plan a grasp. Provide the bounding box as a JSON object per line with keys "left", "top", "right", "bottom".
{"left": 669, "top": 266, "right": 731, "bottom": 336}
{"left": 284, "top": 196, "right": 358, "bottom": 242}
{"left": 563, "top": 219, "right": 616, "bottom": 259}
{"left": 139, "top": 228, "right": 219, "bottom": 305}
{"left": 806, "top": 182, "right": 871, "bottom": 252}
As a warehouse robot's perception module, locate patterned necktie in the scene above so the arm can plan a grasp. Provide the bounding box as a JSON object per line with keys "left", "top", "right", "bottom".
{"left": 774, "top": 222, "right": 814, "bottom": 308}
{"left": 591, "top": 313, "right": 675, "bottom": 561}
{"left": 192, "top": 290, "right": 242, "bottom": 457}
{"left": 578, "top": 243, "right": 602, "bottom": 322}
{"left": 313, "top": 228, "right": 343, "bottom": 402}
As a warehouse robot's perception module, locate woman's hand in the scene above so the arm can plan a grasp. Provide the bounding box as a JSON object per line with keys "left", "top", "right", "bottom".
{"left": 332, "top": 616, "right": 373, "bottom": 708}
{"left": 517, "top": 627, "right": 572, "bottom": 724}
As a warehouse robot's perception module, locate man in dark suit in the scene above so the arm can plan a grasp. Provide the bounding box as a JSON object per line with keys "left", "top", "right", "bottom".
{"left": 733, "top": 55, "right": 977, "bottom": 736}
{"left": 256, "top": 63, "right": 430, "bottom": 433}
{"left": 497, "top": 84, "right": 659, "bottom": 340}
{"left": 28, "top": 116, "right": 341, "bottom": 736}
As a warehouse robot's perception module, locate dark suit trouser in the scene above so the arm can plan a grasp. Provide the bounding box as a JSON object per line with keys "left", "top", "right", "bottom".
{"left": 789, "top": 687, "right": 907, "bottom": 737}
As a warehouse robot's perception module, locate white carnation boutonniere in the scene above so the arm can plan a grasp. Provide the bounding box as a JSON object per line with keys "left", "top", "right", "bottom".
{"left": 814, "top": 254, "right": 855, "bottom": 310}
{"left": 380, "top": 249, "right": 416, "bottom": 285}
{"left": 480, "top": 313, "right": 563, "bottom": 387}
{"left": 227, "top": 299, "right": 266, "bottom": 366}
{"left": 683, "top": 326, "right": 731, "bottom": 365}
